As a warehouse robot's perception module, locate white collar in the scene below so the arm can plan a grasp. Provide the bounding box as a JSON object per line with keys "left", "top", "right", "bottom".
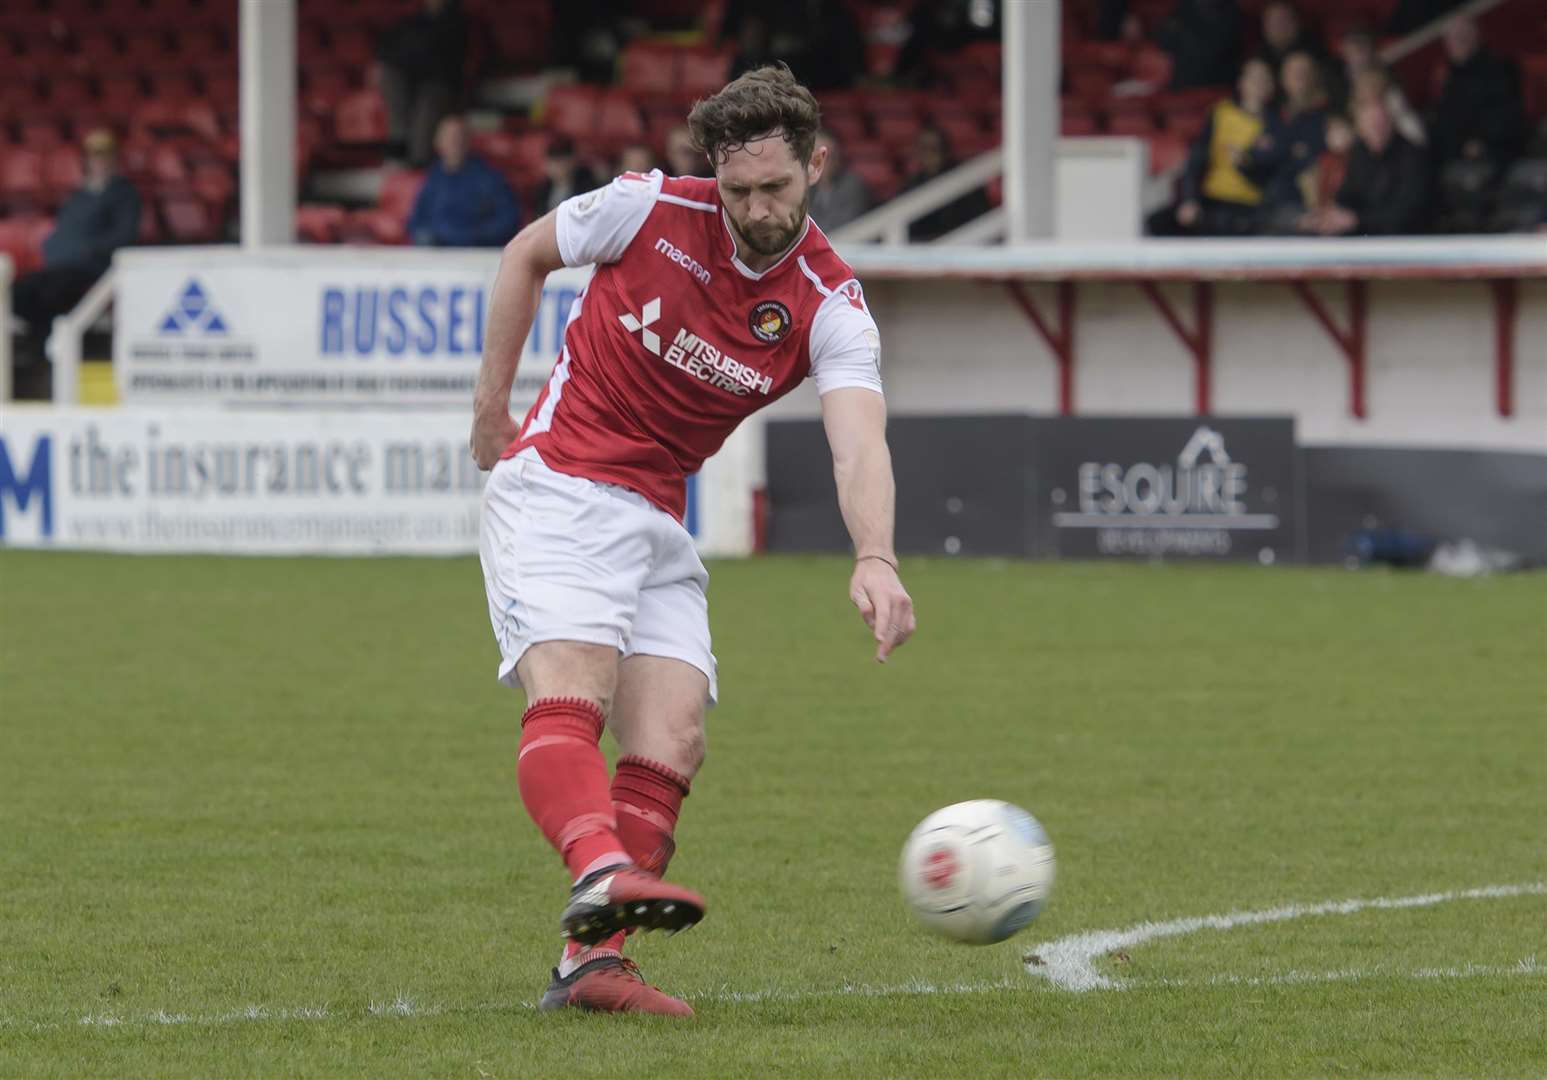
{"left": 720, "top": 210, "right": 810, "bottom": 281}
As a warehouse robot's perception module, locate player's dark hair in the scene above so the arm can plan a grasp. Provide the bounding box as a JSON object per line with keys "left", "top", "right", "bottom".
{"left": 687, "top": 63, "right": 821, "bottom": 169}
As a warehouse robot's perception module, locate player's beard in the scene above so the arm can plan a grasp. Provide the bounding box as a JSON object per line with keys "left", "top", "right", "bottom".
{"left": 738, "top": 188, "right": 809, "bottom": 257}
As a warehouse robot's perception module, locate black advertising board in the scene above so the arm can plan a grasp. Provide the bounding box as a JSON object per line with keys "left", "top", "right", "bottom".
{"left": 1030, "top": 417, "right": 1300, "bottom": 562}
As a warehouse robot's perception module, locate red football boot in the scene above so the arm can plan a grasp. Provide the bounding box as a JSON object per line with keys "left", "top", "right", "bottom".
{"left": 559, "top": 863, "right": 706, "bottom": 945}
{"left": 539, "top": 955, "right": 694, "bottom": 1017}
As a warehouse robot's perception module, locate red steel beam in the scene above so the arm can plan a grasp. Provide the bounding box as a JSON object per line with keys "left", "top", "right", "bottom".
{"left": 1138, "top": 280, "right": 1214, "bottom": 414}
{"left": 1290, "top": 280, "right": 1368, "bottom": 420}
{"left": 1491, "top": 279, "right": 1517, "bottom": 418}
{"left": 1006, "top": 281, "right": 1077, "bottom": 416}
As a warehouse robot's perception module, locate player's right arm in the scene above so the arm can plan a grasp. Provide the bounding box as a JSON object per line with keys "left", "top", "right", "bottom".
{"left": 470, "top": 171, "right": 664, "bottom": 469}
{"left": 470, "top": 210, "right": 566, "bottom": 469}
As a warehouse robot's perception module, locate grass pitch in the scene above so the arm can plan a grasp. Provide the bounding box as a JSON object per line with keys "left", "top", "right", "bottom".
{"left": 1, "top": 551, "right": 1544, "bottom": 1078}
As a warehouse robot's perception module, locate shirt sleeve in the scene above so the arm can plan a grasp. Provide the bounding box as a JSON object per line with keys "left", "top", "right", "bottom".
{"left": 554, "top": 169, "right": 663, "bottom": 267}
{"left": 808, "top": 278, "right": 884, "bottom": 396}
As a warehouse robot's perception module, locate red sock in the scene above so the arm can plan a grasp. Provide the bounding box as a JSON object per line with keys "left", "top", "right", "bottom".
{"left": 517, "top": 697, "right": 630, "bottom": 880}
{"left": 611, "top": 755, "right": 691, "bottom": 877}
{"left": 560, "top": 930, "right": 626, "bottom": 976}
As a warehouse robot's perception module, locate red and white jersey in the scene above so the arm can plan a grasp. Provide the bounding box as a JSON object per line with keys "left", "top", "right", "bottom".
{"left": 505, "top": 170, "right": 882, "bottom": 521}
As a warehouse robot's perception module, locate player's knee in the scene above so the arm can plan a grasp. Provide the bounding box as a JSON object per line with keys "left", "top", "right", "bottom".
{"left": 672, "top": 722, "right": 707, "bottom": 778}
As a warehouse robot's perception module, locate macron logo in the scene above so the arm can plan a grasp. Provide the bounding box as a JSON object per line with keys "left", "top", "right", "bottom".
{"left": 619, "top": 297, "right": 662, "bottom": 355}
{"left": 654, "top": 236, "right": 712, "bottom": 285}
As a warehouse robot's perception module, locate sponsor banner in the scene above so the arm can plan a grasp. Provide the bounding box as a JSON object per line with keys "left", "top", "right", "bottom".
{"left": 0, "top": 407, "right": 758, "bottom": 557}
{"left": 1033, "top": 417, "right": 1298, "bottom": 561}
{"left": 113, "top": 249, "right": 592, "bottom": 407}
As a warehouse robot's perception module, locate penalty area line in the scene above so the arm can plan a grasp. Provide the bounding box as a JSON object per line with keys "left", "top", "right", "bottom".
{"left": 1022, "top": 881, "right": 1547, "bottom": 993}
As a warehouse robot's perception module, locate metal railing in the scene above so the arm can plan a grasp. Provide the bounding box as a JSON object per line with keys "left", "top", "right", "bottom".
{"left": 44, "top": 267, "right": 115, "bottom": 406}
{"left": 830, "top": 149, "right": 1005, "bottom": 246}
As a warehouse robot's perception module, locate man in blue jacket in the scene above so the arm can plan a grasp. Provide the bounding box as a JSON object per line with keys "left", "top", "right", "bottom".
{"left": 10, "top": 129, "right": 140, "bottom": 391}
{"left": 406, "top": 115, "right": 523, "bottom": 248}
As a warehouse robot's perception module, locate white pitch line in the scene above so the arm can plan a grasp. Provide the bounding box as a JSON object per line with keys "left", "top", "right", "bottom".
{"left": 1023, "top": 882, "right": 1547, "bottom": 992}
{"left": 1, "top": 959, "right": 1542, "bottom": 1034}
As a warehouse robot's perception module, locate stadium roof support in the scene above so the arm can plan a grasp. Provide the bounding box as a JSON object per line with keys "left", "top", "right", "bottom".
{"left": 240, "top": 0, "right": 296, "bottom": 247}
{"left": 1002, "top": 0, "right": 1058, "bottom": 241}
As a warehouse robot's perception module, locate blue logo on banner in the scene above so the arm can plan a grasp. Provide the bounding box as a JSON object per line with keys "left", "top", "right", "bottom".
{"left": 158, "top": 279, "right": 229, "bottom": 335}
{"left": 0, "top": 433, "right": 53, "bottom": 539}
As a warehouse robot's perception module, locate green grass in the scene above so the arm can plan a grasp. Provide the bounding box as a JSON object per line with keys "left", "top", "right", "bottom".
{"left": 1, "top": 551, "right": 1544, "bottom": 1078}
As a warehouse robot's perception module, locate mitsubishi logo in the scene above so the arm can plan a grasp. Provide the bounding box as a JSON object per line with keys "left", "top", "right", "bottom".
{"left": 619, "top": 297, "right": 662, "bottom": 355}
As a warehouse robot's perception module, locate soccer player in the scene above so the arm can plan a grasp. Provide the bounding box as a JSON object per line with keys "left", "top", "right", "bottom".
{"left": 469, "top": 65, "right": 915, "bottom": 1017}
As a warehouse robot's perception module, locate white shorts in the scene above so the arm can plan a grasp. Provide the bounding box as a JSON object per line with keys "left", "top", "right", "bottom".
{"left": 479, "top": 448, "right": 717, "bottom": 705}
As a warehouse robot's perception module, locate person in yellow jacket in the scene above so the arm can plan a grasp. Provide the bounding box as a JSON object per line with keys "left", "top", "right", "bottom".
{"left": 1148, "top": 58, "right": 1278, "bottom": 236}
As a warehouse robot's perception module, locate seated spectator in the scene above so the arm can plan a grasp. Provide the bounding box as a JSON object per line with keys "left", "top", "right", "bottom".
{"left": 11, "top": 129, "right": 139, "bottom": 363}
{"left": 1428, "top": 15, "right": 1526, "bottom": 169}
{"left": 406, "top": 116, "right": 521, "bottom": 247}
{"left": 902, "top": 126, "right": 991, "bottom": 242}
{"left": 1257, "top": 1, "right": 1325, "bottom": 73}
{"left": 808, "top": 129, "right": 872, "bottom": 232}
{"left": 1156, "top": 0, "right": 1244, "bottom": 90}
{"left": 1300, "top": 97, "right": 1428, "bottom": 235}
{"left": 1239, "top": 50, "right": 1330, "bottom": 231}
{"left": 616, "top": 143, "right": 658, "bottom": 177}
{"left": 666, "top": 125, "right": 713, "bottom": 178}
{"left": 377, "top": 0, "right": 468, "bottom": 167}
{"left": 1149, "top": 58, "right": 1278, "bottom": 236}
{"left": 1306, "top": 114, "right": 1355, "bottom": 214}
{"left": 532, "top": 137, "right": 600, "bottom": 216}
{"left": 1352, "top": 67, "right": 1425, "bottom": 146}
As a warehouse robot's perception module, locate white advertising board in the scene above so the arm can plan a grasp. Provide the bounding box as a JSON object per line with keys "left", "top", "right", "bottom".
{"left": 0, "top": 407, "right": 760, "bottom": 557}
{"left": 113, "top": 247, "right": 590, "bottom": 409}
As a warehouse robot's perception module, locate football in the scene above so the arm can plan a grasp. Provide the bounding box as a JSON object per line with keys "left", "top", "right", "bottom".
{"left": 898, "top": 800, "right": 1057, "bottom": 945}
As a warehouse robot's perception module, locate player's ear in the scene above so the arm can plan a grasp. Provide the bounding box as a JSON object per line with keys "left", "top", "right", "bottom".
{"left": 807, "top": 143, "right": 828, "bottom": 186}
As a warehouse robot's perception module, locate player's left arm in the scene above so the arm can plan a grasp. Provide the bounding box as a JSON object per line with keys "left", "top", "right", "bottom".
{"left": 810, "top": 281, "right": 914, "bottom": 662}
{"left": 820, "top": 387, "right": 916, "bottom": 664}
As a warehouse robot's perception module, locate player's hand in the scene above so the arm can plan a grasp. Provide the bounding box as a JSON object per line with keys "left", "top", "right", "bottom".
{"left": 849, "top": 557, "right": 916, "bottom": 664}
{"left": 470, "top": 408, "right": 519, "bottom": 471}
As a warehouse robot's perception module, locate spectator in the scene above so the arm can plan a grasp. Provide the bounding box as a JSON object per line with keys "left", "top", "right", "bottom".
{"left": 1257, "top": 1, "right": 1325, "bottom": 74}
{"left": 808, "top": 129, "right": 872, "bottom": 232}
{"left": 377, "top": 0, "right": 468, "bottom": 167}
{"left": 665, "top": 125, "right": 713, "bottom": 178}
{"left": 1301, "top": 97, "right": 1428, "bottom": 235}
{"left": 1239, "top": 50, "right": 1330, "bottom": 231}
{"left": 406, "top": 115, "right": 521, "bottom": 247}
{"left": 727, "top": 12, "right": 778, "bottom": 82}
{"left": 616, "top": 143, "right": 658, "bottom": 177}
{"left": 722, "top": 0, "right": 864, "bottom": 90}
{"left": 1428, "top": 15, "right": 1526, "bottom": 168}
{"left": 10, "top": 129, "right": 139, "bottom": 363}
{"left": 902, "top": 126, "right": 991, "bottom": 241}
{"left": 1353, "top": 66, "right": 1425, "bottom": 146}
{"left": 1149, "top": 57, "right": 1278, "bottom": 236}
{"left": 532, "top": 137, "right": 601, "bottom": 216}
{"left": 1155, "top": 0, "right": 1244, "bottom": 90}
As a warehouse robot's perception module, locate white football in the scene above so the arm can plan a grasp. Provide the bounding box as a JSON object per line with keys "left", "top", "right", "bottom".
{"left": 899, "top": 799, "right": 1056, "bottom": 945}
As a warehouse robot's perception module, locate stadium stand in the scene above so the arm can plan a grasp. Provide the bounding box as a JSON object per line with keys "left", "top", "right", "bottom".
{"left": 0, "top": 0, "right": 1543, "bottom": 265}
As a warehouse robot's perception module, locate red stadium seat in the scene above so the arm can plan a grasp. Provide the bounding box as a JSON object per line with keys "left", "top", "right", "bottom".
{"left": 191, "top": 161, "right": 234, "bottom": 207}
{"left": 619, "top": 41, "right": 680, "bottom": 95}
{"left": 296, "top": 203, "right": 348, "bottom": 244}
{"left": 341, "top": 207, "right": 408, "bottom": 245}
{"left": 378, "top": 167, "right": 425, "bottom": 220}
{"left": 19, "top": 120, "right": 67, "bottom": 149}
{"left": 1060, "top": 100, "right": 1102, "bottom": 136}
{"left": 98, "top": 73, "right": 146, "bottom": 107}
{"left": 331, "top": 28, "right": 376, "bottom": 69}
{"left": 302, "top": 68, "right": 355, "bottom": 116}
{"left": 823, "top": 110, "right": 868, "bottom": 144}
{"left": 1147, "top": 133, "right": 1189, "bottom": 175}
{"left": 122, "top": 31, "right": 173, "bottom": 67}
{"left": 543, "top": 85, "right": 601, "bottom": 140}
{"left": 849, "top": 157, "right": 902, "bottom": 202}
{"left": 335, "top": 89, "right": 389, "bottom": 144}
{"left": 46, "top": 75, "right": 95, "bottom": 111}
{"left": 43, "top": 146, "right": 83, "bottom": 194}
{"left": 1, "top": 148, "right": 45, "bottom": 198}
{"left": 1107, "top": 102, "right": 1158, "bottom": 136}
{"left": 149, "top": 144, "right": 190, "bottom": 186}
{"left": 1130, "top": 47, "right": 1174, "bottom": 89}
{"left": 0, "top": 216, "right": 50, "bottom": 274}
{"left": 873, "top": 112, "right": 922, "bottom": 147}
{"left": 160, "top": 193, "right": 220, "bottom": 242}
{"left": 598, "top": 94, "right": 647, "bottom": 144}
{"left": 678, "top": 49, "right": 730, "bottom": 95}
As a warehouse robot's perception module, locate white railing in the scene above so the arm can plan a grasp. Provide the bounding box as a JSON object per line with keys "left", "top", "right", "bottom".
{"left": 831, "top": 150, "right": 1005, "bottom": 246}
{"left": 1, "top": 254, "right": 12, "bottom": 403}
{"left": 44, "top": 267, "right": 115, "bottom": 406}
